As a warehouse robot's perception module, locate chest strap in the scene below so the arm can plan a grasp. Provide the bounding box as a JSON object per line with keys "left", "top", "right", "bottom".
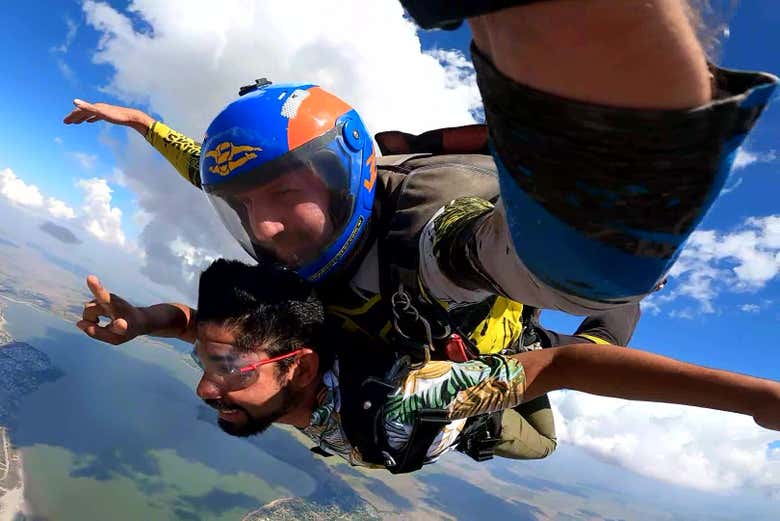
{"left": 354, "top": 375, "right": 453, "bottom": 474}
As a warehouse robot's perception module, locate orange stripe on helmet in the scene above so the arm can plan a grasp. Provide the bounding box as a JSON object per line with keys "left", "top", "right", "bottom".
{"left": 287, "top": 87, "right": 352, "bottom": 150}
{"left": 363, "top": 150, "right": 377, "bottom": 192}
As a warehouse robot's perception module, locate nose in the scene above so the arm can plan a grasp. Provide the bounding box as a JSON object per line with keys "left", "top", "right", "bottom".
{"left": 242, "top": 199, "right": 285, "bottom": 243}
{"left": 196, "top": 375, "right": 222, "bottom": 400}
{"left": 251, "top": 219, "right": 285, "bottom": 243}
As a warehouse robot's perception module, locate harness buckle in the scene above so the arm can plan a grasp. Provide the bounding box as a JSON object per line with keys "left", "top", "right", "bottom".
{"left": 381, "top": 451, "right": 397, "bottom": 468}
{"left": 456, "top": 414, "right": 502, "bottom": 463}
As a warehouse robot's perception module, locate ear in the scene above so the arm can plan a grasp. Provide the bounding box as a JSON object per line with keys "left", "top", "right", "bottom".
{"left": 289, "top": 347, "right": 319, "bottom": 388}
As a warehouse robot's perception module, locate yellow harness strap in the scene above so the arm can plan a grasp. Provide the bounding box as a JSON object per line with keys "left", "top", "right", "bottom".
{"left": 575, "top": 334, "right": 612, "bottom": 345}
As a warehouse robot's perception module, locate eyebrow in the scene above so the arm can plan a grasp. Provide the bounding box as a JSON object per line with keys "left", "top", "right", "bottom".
{"left": 206, "top": 353, "right": 234, "bottom": 363}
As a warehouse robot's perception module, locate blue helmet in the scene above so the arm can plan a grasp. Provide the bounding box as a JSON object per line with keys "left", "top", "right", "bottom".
{"left": 200, "top": 79, "right": 376, "bottom": 282}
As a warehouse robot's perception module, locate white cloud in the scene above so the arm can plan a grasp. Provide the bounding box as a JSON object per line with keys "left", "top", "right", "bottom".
{"left": 0, "top": 168, "right": 44, "bottom": 207}
{"left": 170, "top": 237, "right": 217, "bottom": 281}
{"left": 54, "top": 136, "right": 64, "bottom": 145}
{"left": 51, "top": 17, "right": 78, "bottom": 54}
{"left": 133, "top": 208, "right": 151, "bottom": 228}
{"left": 733, "top": 147, "right": 777, "bottom": 170}
{"left": 46, "top": 197, "right": 76, "bottom": 220}
{"left": 112, "top": 167, "right": 129, "bottom": 187}
{"left": 0, "top": 165, "right": 134, "bottom": 251}
{"left": 647, "top": 215, "right": 780, "bottom": 314}
{"left": 426, "top": 48, "right": 482, "bottom": 120}
{"left": 551, "top": 391, "right": 780, "bottom": 495}
{"left": 81, "top": 0, "right": 482, "bottom": 292}
{"left": 51, "top": 18, "right": 79, "bottom": 82}
{"left": 83, "top": 0, "right": 479, "bottom": 134}
{"left": 57, "top": 59, "right": 76, "bottom": 82}
{"left": 0, "top": 168, "right": 77, "bottom": 221}
{"left": 721, "top": 147, "right": 776, "bottom": 197}
{"left": 770, "top": 444, "right": 780, "bottom": 461}
{"left": 720, "top": 176, "right": 742, "bottom": 195}
{"left": 70, "top": 151, "right": 98, "bottom": 170}
{"left": 740, "top": 303, "right": 760, "bottom": 313}
{"left": 77, "top": 178, "right": 125, "bottom": 246}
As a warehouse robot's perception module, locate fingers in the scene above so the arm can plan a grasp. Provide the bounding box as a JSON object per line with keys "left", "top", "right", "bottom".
{"left": 63, "top": 108, "right": 89, "bottom": 124}
{"left": 63, "top": 99, "right": 102, "bottom": 125}
{"left": 78, "top": 297, "right": 129, "bottom": 345}
{"left": 76, "top": 320, "right": 128, "bottom": 346}
{"left": 63, "top": 109, "right": 102, "bottom": 125}
{"left": 79, "top": 275, "right": 131, "bottom": 345}
{"left": 73, "top": 98, "right": 94, "bottom": 111}
{"left": 82, "top": 301, "right": 102, "bottom": 323}
{"left": 86, "top": 275, "right": 114, "bottom": 318}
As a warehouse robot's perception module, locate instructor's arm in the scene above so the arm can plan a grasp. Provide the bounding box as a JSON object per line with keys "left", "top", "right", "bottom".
{"left": 63, "top": 100, "right": 202, "bottom": 188}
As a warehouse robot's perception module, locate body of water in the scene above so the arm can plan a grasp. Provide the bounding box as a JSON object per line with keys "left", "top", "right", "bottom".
{"left": 0, "top": 299, "right": 340, "bottom": 520}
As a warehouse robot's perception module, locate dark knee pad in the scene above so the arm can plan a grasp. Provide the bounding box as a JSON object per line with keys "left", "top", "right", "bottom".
{"left": 472, "top": 43, "right": 777, "bottom": 302}
{"left": 573, "top": 303, "right": 641, "bottom": 346}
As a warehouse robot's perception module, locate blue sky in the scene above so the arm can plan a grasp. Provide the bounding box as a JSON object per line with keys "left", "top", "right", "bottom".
{"left": 1, "top": 0, "right": 779, "bottom": 507}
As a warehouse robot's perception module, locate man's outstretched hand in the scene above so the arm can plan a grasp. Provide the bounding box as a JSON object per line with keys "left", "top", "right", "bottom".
{"left": 63, "top": 99, "right": 154, "bottom": 136}
{"left": 77, "top": 275, "right": 147, "bottom": 345}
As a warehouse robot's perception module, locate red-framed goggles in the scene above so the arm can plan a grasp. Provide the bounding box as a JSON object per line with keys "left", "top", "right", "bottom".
{"left": 191, "top": 341, "right": 304, "bottom": 392}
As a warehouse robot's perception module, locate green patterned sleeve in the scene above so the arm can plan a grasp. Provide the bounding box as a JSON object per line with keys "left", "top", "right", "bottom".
{"left": 384, "top": 356, "right": 526, "bottom": 424}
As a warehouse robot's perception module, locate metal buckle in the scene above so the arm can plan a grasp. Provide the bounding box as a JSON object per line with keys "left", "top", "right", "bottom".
{"left": 390, "top": 284, "right": 455, "bottom": 365}
{"left": 381, "top": 451, "right": 397, "bottom": 468}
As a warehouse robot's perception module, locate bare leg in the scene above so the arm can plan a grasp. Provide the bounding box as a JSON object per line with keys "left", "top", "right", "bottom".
{"left": 469, "top": 0, "right": 711, "bottom": 108}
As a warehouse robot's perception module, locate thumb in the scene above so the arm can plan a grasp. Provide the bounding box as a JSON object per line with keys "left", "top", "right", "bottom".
{"left": 109, "top": 318, "right": 129, "bottom": 336}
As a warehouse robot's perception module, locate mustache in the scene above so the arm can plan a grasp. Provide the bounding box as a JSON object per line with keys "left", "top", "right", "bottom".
{"left": 203, "top": 398, "right": 245, "bottom": 413}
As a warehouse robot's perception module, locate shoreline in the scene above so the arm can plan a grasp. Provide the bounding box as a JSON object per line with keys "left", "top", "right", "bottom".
{"left": 0, "top": 485, "right": 26, "bottom": 521}
{"left": 0, "top": 303, "right": 27, "bottom": 520}
{"left": 0, "top": 303, "right": 11, "bottom": 345}
{"left": 0, "top": 433, "right": 27, "bottom": 521}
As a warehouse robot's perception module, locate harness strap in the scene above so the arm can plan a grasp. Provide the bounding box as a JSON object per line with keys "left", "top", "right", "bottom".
{"left": 340, "top": 357, "right": 458, "bottom": 474}
{"left": 386, "top": 409, "right": 452, "bottom": 474}
{"left": 456, "top": 411, "right": 503, "bottom": 463}
{"left": 377, "top": 164, "right": 481, "bottom": 364}
{"left": 309, "top": 446, "right": 334, "bottom": 458}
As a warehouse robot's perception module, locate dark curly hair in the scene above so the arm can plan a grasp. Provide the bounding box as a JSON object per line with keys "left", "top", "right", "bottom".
{"left": 197, "top": 259, "right": 328, "bottom": 374}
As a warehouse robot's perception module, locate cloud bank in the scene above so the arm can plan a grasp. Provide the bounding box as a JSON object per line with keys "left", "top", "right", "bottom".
{"left": 551, "top": 391, "right": 780, "bottom": 496}
{"left": 645, "top": 215, "right": 780, "bottom": 315}
{"left": 0, "top": 168, "right": 76, "bottom": 220}
{"left": 0, "top": 167, "right": 126, "bottom": 247}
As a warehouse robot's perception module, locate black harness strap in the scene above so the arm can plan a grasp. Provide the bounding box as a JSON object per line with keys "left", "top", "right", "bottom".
{"left": 387, "top": 409, "right": 452, "bottom": 474}
{"left": 328, "top": 146, "right": 511, "bottom": 472}
{"left": 456, "top": 412, "right": 503, "bottom": 463}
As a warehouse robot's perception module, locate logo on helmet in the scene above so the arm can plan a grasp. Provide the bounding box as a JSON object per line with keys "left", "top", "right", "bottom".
{"left": 205, "top": 142, "right": 262, "bottom": 176}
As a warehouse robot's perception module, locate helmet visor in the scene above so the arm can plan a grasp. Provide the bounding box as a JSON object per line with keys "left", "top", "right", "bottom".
{"left": 204, "top": 127, "right": 356, "bottom": 268}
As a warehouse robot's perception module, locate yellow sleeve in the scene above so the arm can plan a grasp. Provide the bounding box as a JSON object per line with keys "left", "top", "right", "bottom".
{"left": 145, "top": 121, "right": 202, "bottom": 189}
